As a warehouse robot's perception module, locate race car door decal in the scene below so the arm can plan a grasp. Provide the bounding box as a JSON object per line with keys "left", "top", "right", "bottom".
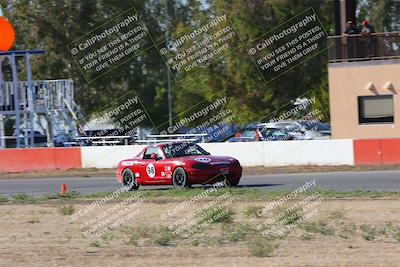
{"left": 146, "top": 163, "right": 156, "bottom": 178}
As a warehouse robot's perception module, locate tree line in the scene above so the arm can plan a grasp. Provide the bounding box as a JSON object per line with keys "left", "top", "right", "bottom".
{"left": 1, "top": 0, "right": 398, "bottom": 127}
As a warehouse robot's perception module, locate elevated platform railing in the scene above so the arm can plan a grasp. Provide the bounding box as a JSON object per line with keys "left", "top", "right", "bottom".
{"left": 0, "top": 50, "right": 85, "bottom": 148}
{"left": 0, "top": 79, "right": 75, "bottom": 112}
{"left": 328, "top": 32, "right": 400, "bottom": 63}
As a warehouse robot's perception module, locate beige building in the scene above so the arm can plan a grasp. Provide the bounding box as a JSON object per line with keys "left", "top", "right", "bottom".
{"left": 328, "top": 58, "right": 400, "bottom": 139}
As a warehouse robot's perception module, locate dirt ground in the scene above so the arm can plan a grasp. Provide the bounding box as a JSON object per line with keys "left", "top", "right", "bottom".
{"left": 0, "top": 198, "right": 399, "bottom": 267}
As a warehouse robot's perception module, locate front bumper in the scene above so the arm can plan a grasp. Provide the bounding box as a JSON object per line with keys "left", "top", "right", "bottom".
{"left": 186, "top": 165, "right": 242, "bottom": 185}
{"left": 116, "top": 167, "right": 123, "bottom": 183}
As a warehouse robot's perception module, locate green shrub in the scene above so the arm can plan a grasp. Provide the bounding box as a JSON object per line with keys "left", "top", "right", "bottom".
{"left": 339, "top": 223, "right": 357, "bottom": 239}
{"left": 221, "top": 224, "right": 257, "bottom": 242}
{"left": 247, "top": 238, "right": 278, "bottom": 257}
{"left": 58, "top": 204, "right": 75, "bottom": 215}
{"left": 198, "top": 207, "right": 235, "bottom": 224}
{"left": 13, "top": 193, "right": 35, "bottom": 203}
{"left": 360, "top": 224, "right": 378, "bottom": 241}
{"left": 300, "top": 233, "right": 314, "bottom": 241}
{"left": 152, "top": 227, "right": 175, "bottom": 246}
{"left": 89, "top": 241, "right": 101, "bottom": 247}
{"left": 0, "top": 195, "right": 9, "bottom": 204}
{"left": 245, "top": 206, "right": 264, "bottom": 219}
{"left": 301, "top": 221, "right": 335, "bottom": 236}
{"left": 278, "top": 208, "right": 302, "bottom": 226}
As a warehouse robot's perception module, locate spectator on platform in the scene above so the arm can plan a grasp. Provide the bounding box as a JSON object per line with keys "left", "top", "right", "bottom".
{"left": 344, "top": 21, "right": 359, "bottom": 35}
{"left": 361, "top": 20, "right": 376, "bottom": 57}
{"left": 343, "top": 21, "right": 359, "bottom": 59}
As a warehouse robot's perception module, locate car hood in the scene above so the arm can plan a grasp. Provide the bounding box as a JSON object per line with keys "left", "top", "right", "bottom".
{"left": 183, "top": 155, "right": 237, "bottom": 165}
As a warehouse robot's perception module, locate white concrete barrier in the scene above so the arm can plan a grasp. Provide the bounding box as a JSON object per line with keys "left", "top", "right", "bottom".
{"left": 81, "top": 145, "right": 146, "bottom": 168}
{"left": 201, "top": 142, "right": 264, "bottom": 167}
{"left": 262, "top": 139, "right": 354, "bottom": 166}
{"left": 80, "top": 140, "right": 354, "bottom": 168}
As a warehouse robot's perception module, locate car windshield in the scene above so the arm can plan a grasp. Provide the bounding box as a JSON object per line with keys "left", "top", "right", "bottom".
{"left": 298, "top": 121, "right": 330, "bottom": 131}
{"left": 266, "top": 128, "right": 287, "bottom": 137}
{"left": 257, "top": 127, "right": 287, "bottom": 138}
{"left": 162, "top": 143, "right": 210, "bottom": 158}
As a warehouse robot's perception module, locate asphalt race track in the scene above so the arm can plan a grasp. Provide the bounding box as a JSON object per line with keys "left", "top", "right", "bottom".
{"left": 1, "top": 169, "right": 400, "bottom": 196}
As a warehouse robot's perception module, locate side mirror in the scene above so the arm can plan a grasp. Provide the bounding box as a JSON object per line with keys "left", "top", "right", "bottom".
{"left": 150, "top": 153, "right": 157, "bottom": 160}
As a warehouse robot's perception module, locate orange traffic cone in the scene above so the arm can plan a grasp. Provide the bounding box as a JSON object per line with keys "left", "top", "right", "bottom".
{"left": 60, "top": 183, "right": 67, "bottom": 195}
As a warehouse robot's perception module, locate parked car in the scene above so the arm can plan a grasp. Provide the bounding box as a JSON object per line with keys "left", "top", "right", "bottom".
{"left": 224, "top": 125, "right": 295, "bottom": 142}
{"left": 261, "top": 120, "right": 331, "bottom": 140}
{"left": 54, "top": 133, "right": 79, "bottom": 147}
{"left": 297, "top": 120, "right": 331, "bottom": 139}
{"left": 260, "top": 121, "right": 314, "bottom": 140}
{"left": 258, "top": 127, "right": 296, "bottom": 141}
{"left": 224, "top": 128, "right": 260, "bottom": 142}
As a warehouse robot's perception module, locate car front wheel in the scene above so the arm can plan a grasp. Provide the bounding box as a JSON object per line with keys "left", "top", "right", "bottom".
{"left": 172, "top": 167, "right": 189, "bottom": 189}
{"left": 223, "top": 178, "right": 240, "bottom": 187}
{"left": 122, "top": 169, "right": 139, "bottom": 191}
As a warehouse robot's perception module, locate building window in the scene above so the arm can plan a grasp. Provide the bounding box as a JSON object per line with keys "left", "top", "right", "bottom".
{"left": 358, "top": 95, "right": 394, "bottom": 124}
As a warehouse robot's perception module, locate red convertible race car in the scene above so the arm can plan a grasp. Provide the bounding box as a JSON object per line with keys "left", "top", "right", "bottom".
{"left": 116, "top": 142, "right": 242, "bottom": 190}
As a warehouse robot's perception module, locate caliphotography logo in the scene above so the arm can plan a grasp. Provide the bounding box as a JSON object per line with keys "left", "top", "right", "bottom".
{"left": 156, "top": 11, "right": 243, "bottom": 81}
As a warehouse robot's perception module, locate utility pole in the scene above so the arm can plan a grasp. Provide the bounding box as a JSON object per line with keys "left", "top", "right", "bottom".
{"left": 335, "top": 0, "right": 357, "bottom": 34}
{"left": 340, "top": 0, "right": 347, "bottom": 34}
{"left": 165, "top": 0, "right": 172, "bottom": 127}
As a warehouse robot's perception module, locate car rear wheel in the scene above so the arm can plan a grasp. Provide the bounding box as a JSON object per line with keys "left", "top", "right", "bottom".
{"left": 172, "top": 167, "right": 189, "bottom": 189}
{"left": 122, "top": 169, "right": 139, "bottom": 191}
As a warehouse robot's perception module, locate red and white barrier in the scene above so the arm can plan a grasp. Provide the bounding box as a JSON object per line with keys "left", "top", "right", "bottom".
{"left": 0, "top": 147, "right": 81, "bottom": 173}
{"left": 0, "top": 139, "right": 399, "bottom": 173}
{"left": 354, "top": 139, "right": 400, "bottom": 165}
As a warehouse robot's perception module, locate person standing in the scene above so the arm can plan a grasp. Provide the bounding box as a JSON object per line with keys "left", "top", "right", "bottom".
{"left": 343, "top": 21, "right": 360, "bottom": 59}
{"left": 361, "top": 20, "right": 376, "bottom": 58}
{"left": 344, "top": 21, "right": 359, "bottom": 35}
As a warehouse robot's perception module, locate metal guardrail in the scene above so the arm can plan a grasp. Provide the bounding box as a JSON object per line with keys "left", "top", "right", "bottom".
{"left": 136, "top": 138, "right": 199, "bottom": 143}
{"left": 328, "top": 32, "right": 400, "bottom": 63}
{"left": 147, "top": 134, "right": 208, "bottom": 138}
{"left": 74, "top": 135, "right": 131, "bottom": 145}
{"left": 136, "top": 133, "right": 208, "bottom": 144}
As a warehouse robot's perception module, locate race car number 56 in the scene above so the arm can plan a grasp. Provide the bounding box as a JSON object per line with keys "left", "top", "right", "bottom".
{"left": 146, "top": 163, "right": 156, "bottom": 178}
